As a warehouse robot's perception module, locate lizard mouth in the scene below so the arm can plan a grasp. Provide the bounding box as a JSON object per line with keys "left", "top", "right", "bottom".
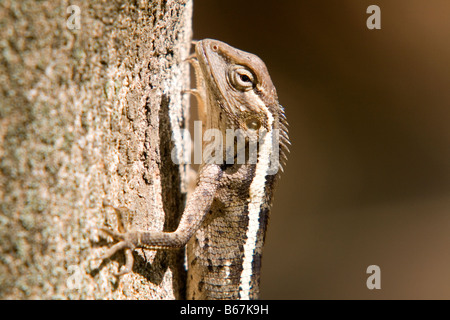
{"left": 195, "top": 39, "right": 219, "bottom": 86}
{"left": 194, "top": 39, "right": 229, "bottom": 109}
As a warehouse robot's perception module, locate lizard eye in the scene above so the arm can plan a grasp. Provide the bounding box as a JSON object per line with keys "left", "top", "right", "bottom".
{"left": 229, "top": 66, "right": 255, "bottom": 91}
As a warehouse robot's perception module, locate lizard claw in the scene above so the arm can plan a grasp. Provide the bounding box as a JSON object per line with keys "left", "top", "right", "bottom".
{"left": 113, "top": 249, "right": 134, "bottom": 276}
{"left": 94, "top": 229, "right": 136, "bottom": 276}
{"left": 94, "top": 204, "right": 137, "bottom": 275}
{"left": 98, "top": 227, "right": 125, "bottom": 241}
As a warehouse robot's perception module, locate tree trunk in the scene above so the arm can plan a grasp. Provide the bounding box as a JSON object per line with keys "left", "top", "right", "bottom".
{"left": 0, "top": 0, "right": 192, "bottom": 299}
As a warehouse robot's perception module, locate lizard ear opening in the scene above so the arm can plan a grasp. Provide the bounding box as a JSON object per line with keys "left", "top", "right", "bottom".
{"left": 245, "top": 118, "right": 261, "bottom": 131}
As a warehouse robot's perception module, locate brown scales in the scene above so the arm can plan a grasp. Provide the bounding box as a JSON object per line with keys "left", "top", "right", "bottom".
{"left": 95, "top": 39, "right": 289, "bottom": 299}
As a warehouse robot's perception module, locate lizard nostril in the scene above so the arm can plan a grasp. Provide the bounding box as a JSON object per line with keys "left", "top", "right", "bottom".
{"left": 212, "top": 44, "right": 218, "bottom": 51}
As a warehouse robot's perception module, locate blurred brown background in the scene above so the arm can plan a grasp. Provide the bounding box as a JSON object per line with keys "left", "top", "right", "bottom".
{"left": 192, "top": 0, "right": 450, "bottom": 299}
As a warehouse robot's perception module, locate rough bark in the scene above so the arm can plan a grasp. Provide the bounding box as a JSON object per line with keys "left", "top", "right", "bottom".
{"left": 0, "top": 0, "right": 192, "bottom": 299}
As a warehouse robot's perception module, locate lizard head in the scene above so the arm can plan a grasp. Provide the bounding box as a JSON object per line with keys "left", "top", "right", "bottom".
{"left": 195, "top": 39, "right": 280, "bottom": 131}
{"left": 195, "top": 39, "right": 289, "bottom": 171}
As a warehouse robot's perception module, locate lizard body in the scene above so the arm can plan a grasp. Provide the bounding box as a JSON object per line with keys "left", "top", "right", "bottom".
{"left": 97, "top": 39, "right": 289, "bottom": 300}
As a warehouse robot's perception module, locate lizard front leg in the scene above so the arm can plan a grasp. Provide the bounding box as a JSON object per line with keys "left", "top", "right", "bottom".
{"left": 96, "top": 164, "right": 222, "bottom": 275}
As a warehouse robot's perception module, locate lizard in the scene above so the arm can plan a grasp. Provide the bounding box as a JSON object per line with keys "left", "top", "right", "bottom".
{"left": 97, "top": 39, "right": 289, "bottom": 300}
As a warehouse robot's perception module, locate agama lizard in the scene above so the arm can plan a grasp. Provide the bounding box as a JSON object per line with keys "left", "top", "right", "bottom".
{"left": 97, "top": 39, "right": 289, "bottom": 300}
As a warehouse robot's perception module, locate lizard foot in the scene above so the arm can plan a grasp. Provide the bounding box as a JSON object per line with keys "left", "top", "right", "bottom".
{"left": 95, "top": 205, "right": 136, "bottom": 276}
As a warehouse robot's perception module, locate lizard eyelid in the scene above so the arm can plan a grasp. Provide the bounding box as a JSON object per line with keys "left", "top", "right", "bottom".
{"left": 228, "top": 66, "right": 256, "bottom": 91}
